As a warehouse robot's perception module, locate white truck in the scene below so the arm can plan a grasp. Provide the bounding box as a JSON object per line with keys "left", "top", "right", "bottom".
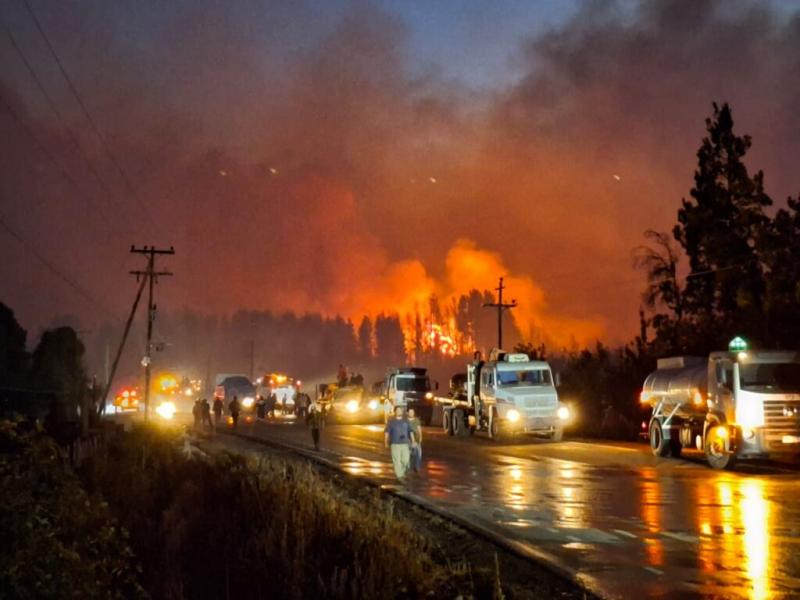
{"left": 383, "top": 367, "right": 436, "bottom": 425}
{"left": 439, "top": 350, "right": 571, "bottom": 441}
{"left": 641, "top": 343, "right": 800, "bottom": 469}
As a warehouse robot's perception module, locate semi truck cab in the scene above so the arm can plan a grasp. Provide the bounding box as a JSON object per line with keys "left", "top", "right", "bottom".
{"left": 642, "top": 343, "right": 800, "bottom": 469}
{"left": 469, "top": 352, "right": 567, "bottom": 440}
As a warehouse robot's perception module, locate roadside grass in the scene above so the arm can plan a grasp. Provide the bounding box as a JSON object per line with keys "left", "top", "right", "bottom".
{"left": 80, "top": 424, "right": 498, "bottom": 599}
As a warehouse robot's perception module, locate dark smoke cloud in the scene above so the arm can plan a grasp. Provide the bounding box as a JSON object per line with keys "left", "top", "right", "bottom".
{"left": 2, "top": 0, "right": 799, "bottom": 365}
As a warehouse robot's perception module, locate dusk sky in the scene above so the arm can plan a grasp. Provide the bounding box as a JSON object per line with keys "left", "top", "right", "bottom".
{"left": 2, "top": 0, "right": 800, "bottom": 348}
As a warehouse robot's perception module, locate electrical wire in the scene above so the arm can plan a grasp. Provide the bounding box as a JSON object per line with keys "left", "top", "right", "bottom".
{"left": 0, "top": 211, "right": 116, "bottom": 320}
{"left": 19, "top": 0, "right": 163, "bottom": 234}
{"left": 1, "top": 16, "right": 130, "bottom": 225}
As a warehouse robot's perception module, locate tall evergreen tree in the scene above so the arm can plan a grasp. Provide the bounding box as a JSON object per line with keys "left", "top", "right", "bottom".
{"left": 761, "top": 195, "right": 800, "bottom": 346}
{"left": 673, "top": 102, "right": 772, "bottom": 346}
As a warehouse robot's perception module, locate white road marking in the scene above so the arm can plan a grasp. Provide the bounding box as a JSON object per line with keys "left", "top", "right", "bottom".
{"left": 644, "top": 567, "right": 664, "bottom": 576}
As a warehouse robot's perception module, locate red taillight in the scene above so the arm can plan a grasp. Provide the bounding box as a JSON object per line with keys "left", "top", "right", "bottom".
{"left": 641, "top": 421, "right": 647, "bottom": 429}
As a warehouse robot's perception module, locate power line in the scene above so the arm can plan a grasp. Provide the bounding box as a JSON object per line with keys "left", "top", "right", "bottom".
{"left": 0, "top": 91, "right": 122, "bottom": 236}
{"left": 0, "top": 211, "right": 116, "bottom": 320}
{"left": 0, "top": 16, "right": 126, "bottom": 230}
{"left": 19, "top": 0, "right": 161, "bottom": 233}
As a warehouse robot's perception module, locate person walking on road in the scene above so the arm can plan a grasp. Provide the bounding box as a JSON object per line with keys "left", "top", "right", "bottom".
{"left": 407, "top": 407, "right": 423, "bottom": 473}
{"left": 228, "top": 395, "right": 241, "bottom": 429}
{"left": 201, "top": 398, "right": 213, "bottom": 433}
{"left": 213, "top": 397, "right": 223, "bottom": 426}
{"left": 256, "top": 395, "right": 266, "bottom": 420}
{"left": 384, "top": 406, "right": 415, "bottom": 482}
{"left": 307, "top": 401, "right": 324, "bottom": 451}
{"left": 192, "top": 399, "right": 202, "bottom": 431}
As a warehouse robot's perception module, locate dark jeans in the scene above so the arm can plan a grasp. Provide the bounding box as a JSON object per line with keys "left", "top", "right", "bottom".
{"left": 231, "top": 413, "right": 239, "bottom": 428}
{"left": 411, "top": 444, "right": 422, "bottom": 472}
{"left": 311, "top": 428, "right": 320, "bottom": 450}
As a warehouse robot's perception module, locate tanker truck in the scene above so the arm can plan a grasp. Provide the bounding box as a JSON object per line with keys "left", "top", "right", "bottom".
{"left": 640, "top": 340, "right": 800, "bottom": 469}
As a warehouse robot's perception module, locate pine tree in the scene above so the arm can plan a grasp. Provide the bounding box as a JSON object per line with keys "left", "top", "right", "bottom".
{"left": 673, "top": 102, "right": 771, "bottom": 346}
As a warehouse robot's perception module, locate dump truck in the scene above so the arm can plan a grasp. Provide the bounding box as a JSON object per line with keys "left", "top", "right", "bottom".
{"left": 640, "top": 341, "right": 800, "bottom": 469}
{"left": 439, "top": 349, "right": 570, "bottom": 440}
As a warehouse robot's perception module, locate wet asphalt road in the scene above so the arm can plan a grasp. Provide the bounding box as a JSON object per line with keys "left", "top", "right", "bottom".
{"left": 229, "top": 416, "right": 800, "bottom": 599}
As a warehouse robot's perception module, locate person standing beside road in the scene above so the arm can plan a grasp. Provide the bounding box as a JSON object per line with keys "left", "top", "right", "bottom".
{"left": 212, "top": 397, "right": 223, "bottom": 426}
{"left": 307, "top": 401, "right": 324, "bottom": 451}
{"left": 407, "top": 407, "right": 423, "bottom": 473}
{"left": 384, "top": 406, "right": 415, "bottom": 482}
{"left": 228, "top": 395, "right": 241, "bottom": 429}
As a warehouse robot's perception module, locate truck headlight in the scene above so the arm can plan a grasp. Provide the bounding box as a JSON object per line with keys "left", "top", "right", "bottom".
{"left": 736, "top": 400, "right": 764, "bottom": 428}
{"left": 367, "top": 399, "right": 378, "bottom": 410}
{"left": 242, "top": 396, "right": 255, "bottom": 408}
{"left": 425, "top": 392, "right": 433, "bottom": 400}
{"left": 156, "top": 401, "right": 176, "bottom": 420}
{"left": 557, "top": 406, "right": 570, "bottom": 421}
{"left": 346, "top": 399, "right": 359, "bottom": 413}
{"left": 506, "top": 409, "right": 520, "bottom": 423}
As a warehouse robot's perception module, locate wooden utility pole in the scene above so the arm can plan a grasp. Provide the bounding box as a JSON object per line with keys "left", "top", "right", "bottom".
{"left": 130, "top": 245, "right": 174, "bottom": 422}
{"left": 99, "top": 274, "right": 147, "bottom": 417}
{"left": 483, "top": 277, "right": 517, "bottom": 349}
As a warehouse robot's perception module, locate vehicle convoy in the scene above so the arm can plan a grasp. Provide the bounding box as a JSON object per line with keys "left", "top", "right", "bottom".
{"left": 641, "top": 340, "right": 800, "bottom": 469}
{"left": 383, "top": 367, "right": 436, "bottom": 425}
{"left": 438, "top": 350, "right": 571, "bottom": 440}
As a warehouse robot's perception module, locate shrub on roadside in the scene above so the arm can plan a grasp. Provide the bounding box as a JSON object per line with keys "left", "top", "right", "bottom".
{"left": 0, "top": 420, "right": 145, "bottom": 599}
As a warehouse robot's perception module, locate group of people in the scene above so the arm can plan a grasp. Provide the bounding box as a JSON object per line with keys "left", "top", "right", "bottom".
{"left": 192, "top": 396, "right": 225, "bottom": 432}
{"left": 336, "top": 364, "right": 364, "bottom": 388}
{"left": 384, "top": 406, "right": 423, "bottom": 482}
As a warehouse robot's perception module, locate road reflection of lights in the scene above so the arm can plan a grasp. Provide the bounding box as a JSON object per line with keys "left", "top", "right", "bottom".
{"left": 639, "top": 468, "right": 663, "bottom": 567}
{"left": 741, "top": 481, "right": 769, "bottom": 600}
{"left": 342, "top": 456, "right": 365, "bottom": 476}
{"left": 696, "top": 477, "right": 772, "bottom": 598}
{"left": 510, "top": 466, "right": 522, "bottom": 481}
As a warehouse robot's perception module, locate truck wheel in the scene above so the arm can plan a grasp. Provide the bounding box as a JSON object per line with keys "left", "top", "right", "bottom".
{"left": 443, "top": 410, "right": 453, "bottom": 436}
{"left": 452, "top": 409, "right": 468, "bottom": 437}
{"left": 649, "top": 419, "right": 671, "bottom": 457}
{"left": 704, "top": 426, "right": 737, "bottom": 470}
{"left": 489, "top": 410, "right": 503, "bottom": 442}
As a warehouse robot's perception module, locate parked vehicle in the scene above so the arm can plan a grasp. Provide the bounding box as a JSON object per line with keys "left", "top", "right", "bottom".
{"left": 641, "top": 339, "right": 800, "bottom": 469}
{"left": 328, "top": 385, "right": 383, "bottom": 423}
{"left": 437, "top": 349, "right": 570, "bottom": 441}
{"left": 255, "top": 373, "right": 299, "bottom": 414}
{"left": 214, "top": 374, "right": 256, "bottom": 411}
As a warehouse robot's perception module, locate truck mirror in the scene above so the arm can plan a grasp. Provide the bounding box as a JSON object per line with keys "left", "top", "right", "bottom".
{"left": 555, "top": 372, "right": 561, "bottom": 387}
{"left": 435, "top": 381, "right": 440, "bottom": 390}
